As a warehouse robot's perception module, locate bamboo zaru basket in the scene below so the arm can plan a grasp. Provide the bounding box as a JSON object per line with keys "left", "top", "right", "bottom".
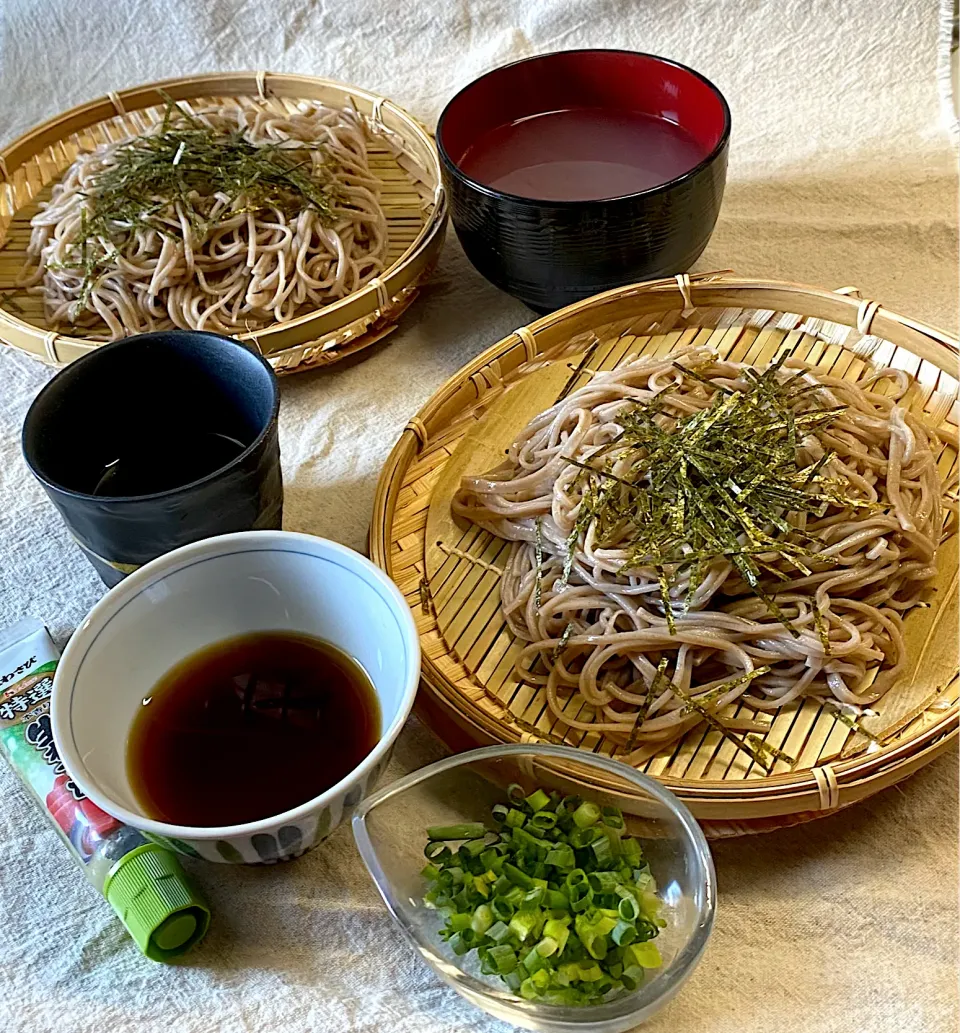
{"left": 0, "top": 72, "right": 446, "bottom": 373}
{"left": 371, "top": 273, "right": 959, "bottom": 836}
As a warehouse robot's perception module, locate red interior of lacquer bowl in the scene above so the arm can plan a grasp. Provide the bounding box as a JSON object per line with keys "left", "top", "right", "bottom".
{"left": 438, "top": 50, "right": 730, "bottom": 196}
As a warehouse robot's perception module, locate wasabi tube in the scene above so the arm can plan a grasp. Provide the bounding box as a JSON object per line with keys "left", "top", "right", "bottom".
{"left": 0, "top": 618, "right": 210, "bottom": 961}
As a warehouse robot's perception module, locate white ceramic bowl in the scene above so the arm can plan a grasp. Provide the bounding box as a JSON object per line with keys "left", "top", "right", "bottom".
{"left": 51, "top": 530, "right": 420, "bottom": 863}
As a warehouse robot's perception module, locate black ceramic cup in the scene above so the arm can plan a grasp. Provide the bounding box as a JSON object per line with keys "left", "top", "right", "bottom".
{"left": 22, "top": 330, "right": 282, "bottom": 586}
{"left": 437, "top": 50, "right": 731, "bottom": 312}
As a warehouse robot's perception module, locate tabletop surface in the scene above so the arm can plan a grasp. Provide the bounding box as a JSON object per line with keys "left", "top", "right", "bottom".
{"left": 0, "top": 2, "right": 957, "bottom": 1031}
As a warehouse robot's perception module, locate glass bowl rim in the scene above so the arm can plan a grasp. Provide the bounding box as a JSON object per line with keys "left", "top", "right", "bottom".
{"left": 352, "top": 743, "right": 716, "bottom": 1025}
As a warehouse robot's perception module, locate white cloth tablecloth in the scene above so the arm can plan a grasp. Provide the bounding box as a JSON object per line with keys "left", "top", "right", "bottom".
{"left": 0, "top": 2, "right": 957, "bottom": 1031}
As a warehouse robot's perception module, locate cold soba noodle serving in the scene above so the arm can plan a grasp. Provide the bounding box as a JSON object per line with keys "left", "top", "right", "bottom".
{"left": 20, "top": 98, "right": 389, "bottom": 338}
{"left": 454, "top": 347, "right": 954, "bottom": 767}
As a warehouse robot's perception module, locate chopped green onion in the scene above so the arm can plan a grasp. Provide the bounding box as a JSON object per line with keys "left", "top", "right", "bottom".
{"left": 634, "top": 866, "right": 653, "bottom": 888}
{"left": 507, "top": 784, "right": 527, "bottom": 805}
{"left": 486, "top": 920, "right": 511, "bottom": 943}
{"left": 491, "top": 897, "right": 515, "bottom": 922}
{"left": 509, "top": 910, "right": 541, "bottom": 943}
{"left": 502, "top": 884, "right": 525, "bottom": 908}
{"left": 488, "top": 943, "right": 518, "bottom": 973}
{"left": 543, "top": 916, "right": 570, "bottom": 954}
{"left": 572, "top": 801, "right": 602, "bottom": 829}
{"left": 520, "top": 886, "right": 545, "bottom": 911}
{"left": 519, "top": 978, "right": 539, "bottom": 1000}
{"left": 617, "top": 895, "right": 640, "bottom": 922}
{"left": 612, "top": 920, "right": 637, "bottom": 946}
{"left": 569, "top": 826, "right": 602, "bottom": 849}
{"left": 569, "top": 886, "right": 594, "bottom": 913}
{"left": 505, "top": 808, "right": 527, "bottom": 829}
{"left": 427, "top": 823, "right": 486, "bottom": 841}
{"left": 621, "top": 838, "right": 642, "bottom": 867}
{"left": 624, "top": 941, "right": 663, "bottom": 968}
{"left": 557, "top": 961, "right": 580, "bottom": 984}
{"left": 491, "top": 803, "right": 509, "bottom": 824}
{"left": 460, "top": 838, "right": 487, "bottom": 858}
{"left": 420, "top": 785, "right": 664, "bottom": 1006}
{"left": 577, "top": 961, "right": 604, "bottom": 982}
{"left": 479, "top": 848, "right": 500, "bottom": 870}
{"left": 531, "top": 967, "right": 551, "bottom": 991}
{"left": 577, "top": 930, "right": 607, "bottom": 961}
{"left": 566, "top": 869, "right": 589, "bottom": 891}
{"left": 525, "top": 789, "right": 551, "bottom": 812}
{"left": 448, "top": 929, "right": 476, "bottom": 955}
{"left": 545, "top": 888, "right": 570, "bottom": 910}
{"left": 590, "top": 835, "right": 614, "bottom": 866}
{"left": 523, "top": 946, "right": 549, "bottom": 974}
{"left": 621, "top": 965, "right": 645, "bottom": 991}
{"left": 545, "top": 844, "right": 575, "bottom": 869}
{"left": 570, "top": 895, "right": 593, "bottom": 914}
{"left": 492, "top": 874, "right": 511, "bottom": 896}
{"left": 587, "top": 871, "right": 620, "bottom": 893}
{"left": 601, "top": 806, "right": 625, "bottom": 829}
{"left": 471, "top": 904, "right": 493, "bottom": 936}
{"left": 504, "top": 862, "right": 534, "bottom": 889}
{"left": 502, "top": 970, "right": 522, "bottom": 992}
{"left": 424, "top": 841, "right": 452, "bottom": 863}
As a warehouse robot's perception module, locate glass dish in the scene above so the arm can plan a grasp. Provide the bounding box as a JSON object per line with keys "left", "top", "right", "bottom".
{"left": 352, "top": 744, "right": 715, "bottom": 1032}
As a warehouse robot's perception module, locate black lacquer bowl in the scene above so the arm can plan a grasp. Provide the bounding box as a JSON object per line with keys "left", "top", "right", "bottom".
{"left": 437, "top": 50, "right": 731, "bottom": 312}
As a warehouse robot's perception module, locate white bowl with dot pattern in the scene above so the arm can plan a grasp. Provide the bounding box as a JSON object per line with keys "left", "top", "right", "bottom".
{"left": 52, "top": 530, "right": 419, "bottom": 863}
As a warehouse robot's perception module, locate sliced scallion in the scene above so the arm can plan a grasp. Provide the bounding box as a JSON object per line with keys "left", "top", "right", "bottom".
{"left": 427, "top": 823, "right": 486, "bottom": 841}
{"left": 420, "top": 785, "right": 664, "bottom": 1005}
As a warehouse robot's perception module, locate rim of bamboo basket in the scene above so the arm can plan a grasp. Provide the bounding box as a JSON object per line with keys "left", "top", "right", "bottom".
{"left": 412, "top": 669, "right": 956, "bottom": 833}
{"left": 370, "top": 272, "right": 959, "bottom": 823}
{"left": 0, "top": 71, "right": 446, "bottom": 372}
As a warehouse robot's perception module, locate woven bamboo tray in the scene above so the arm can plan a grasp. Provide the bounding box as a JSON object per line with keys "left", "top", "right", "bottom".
{"left": 371, "top": 273, "right": 959, "bottom": 836}
{"left": 0, "top": 71, "right": 446, "bottom": 374}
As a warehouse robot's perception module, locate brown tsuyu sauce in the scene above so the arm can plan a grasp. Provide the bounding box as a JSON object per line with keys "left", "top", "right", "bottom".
{"left": 127, "top": 632, "right": 380, "bottom": 827}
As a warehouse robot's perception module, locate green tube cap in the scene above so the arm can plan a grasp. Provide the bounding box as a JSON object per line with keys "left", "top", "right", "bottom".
{"left": 103, "top": 844, "right": 210, "bottom": 962}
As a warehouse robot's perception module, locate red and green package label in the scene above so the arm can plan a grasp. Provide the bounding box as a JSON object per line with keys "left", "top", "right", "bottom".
{"left": 45, "top": 773, "right": 121, "bottom": 858}
{"left": 0, "top": 659, "right": 121, "bottom": 864}
{"left": 0, "top": 623, "right": 210, "bottom": 960}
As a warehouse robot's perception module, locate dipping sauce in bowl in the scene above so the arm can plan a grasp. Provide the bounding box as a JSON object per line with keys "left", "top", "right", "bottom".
{"left": 437, "top": 49, "right": 731, "bottom": 312}
{"left": 458, "top": 107, "right": 707, "bottom": 202}
{"left": 128, "top": 632, "right": 380, "bottom": 828}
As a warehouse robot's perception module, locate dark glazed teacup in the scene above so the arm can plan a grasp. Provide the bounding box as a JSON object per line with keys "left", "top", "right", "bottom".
{"left": 22, "top": 330, "right": 282, "bottom": 586}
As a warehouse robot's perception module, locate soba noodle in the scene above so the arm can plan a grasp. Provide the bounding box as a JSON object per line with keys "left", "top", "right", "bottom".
{"left": 20, "top": 100, "right": 389, "bottom": 339}
{"left": 454, "top": 346, "right": 953, "bottom": 763}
